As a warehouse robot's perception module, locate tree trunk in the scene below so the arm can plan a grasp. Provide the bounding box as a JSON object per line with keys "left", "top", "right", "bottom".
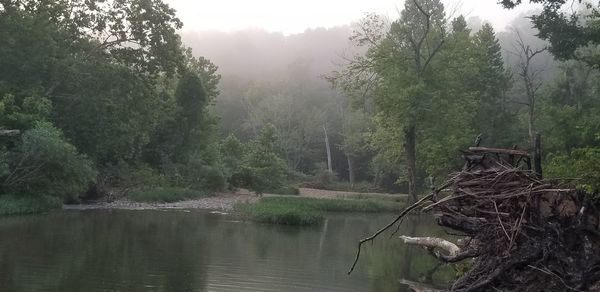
{"left": 347, "top": 154, "right": 355, "bottom": 189}
{"left": 528, "top": 102, "right": 534, "bottom": 148}
{"left": 404, "top": 125, "right": 418, "bottom": 203}
{"left": 533, "top": 133, "right": 542, "bottom": 178}
{"left": 323, "top": 125, "right": 333, "bottom": 173}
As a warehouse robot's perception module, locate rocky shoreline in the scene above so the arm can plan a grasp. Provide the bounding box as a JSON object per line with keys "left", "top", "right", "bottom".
{"left": 63, "top": 192, "right": 259, "bottom": 212}
{"left": 62, "top": 188, "right": 402, "bottom": 212}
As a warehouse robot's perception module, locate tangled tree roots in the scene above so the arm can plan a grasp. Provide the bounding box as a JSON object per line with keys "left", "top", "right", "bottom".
{"left": 350, "top": 147, "right": 600, "bottom": 291}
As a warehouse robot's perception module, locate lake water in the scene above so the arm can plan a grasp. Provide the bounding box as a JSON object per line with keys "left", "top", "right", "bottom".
{"left": 0, "top": 210, "right": 454, "bottom": 292}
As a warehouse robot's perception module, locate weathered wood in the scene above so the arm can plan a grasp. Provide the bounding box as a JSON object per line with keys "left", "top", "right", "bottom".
{"left": 399, "top": 236, "right": 461, "bottom": 257}
{"left": 468, "top": 147, "right": 529, "bottom": 156}
{"left": 0, "top": 129, "right": 20, "bottom": 136}
{"left": 398, "top": 279, "right": 444, "bottom": 292}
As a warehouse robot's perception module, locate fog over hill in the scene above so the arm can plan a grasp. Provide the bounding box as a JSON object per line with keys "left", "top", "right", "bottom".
{"left": 182, "top": 26, "right": 354, "bottom": 79}
{"left": 179, "top": 12, "right": 557, "bottom": 180}
{"left": 181, "top": 12, "right": 555, "bottom": 85}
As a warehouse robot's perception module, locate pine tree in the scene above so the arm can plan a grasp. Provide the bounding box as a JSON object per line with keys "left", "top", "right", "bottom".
{"left": 473, "top": 23, "right": 514, "bottom": 146}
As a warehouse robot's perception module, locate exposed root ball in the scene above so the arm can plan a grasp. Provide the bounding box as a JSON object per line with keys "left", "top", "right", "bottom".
{"left": 431, "top": 149, "right": 600, "bottom": 291}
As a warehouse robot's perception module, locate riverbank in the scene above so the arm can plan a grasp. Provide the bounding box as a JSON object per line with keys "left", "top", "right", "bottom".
{"left": 63, "top": 188, "right": 406, "bottom": 212}
{"left": 64, "top": 191, "right": 258, "bottom": 212}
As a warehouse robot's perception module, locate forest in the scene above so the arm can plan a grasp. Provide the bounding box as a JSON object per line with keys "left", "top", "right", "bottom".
{"left": 0, "top": 0, "right": 599, "bottom": 214}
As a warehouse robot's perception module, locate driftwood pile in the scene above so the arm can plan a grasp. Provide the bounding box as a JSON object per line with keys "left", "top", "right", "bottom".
{"left": 350, "top": 146, "right": 600, "bottom": 291}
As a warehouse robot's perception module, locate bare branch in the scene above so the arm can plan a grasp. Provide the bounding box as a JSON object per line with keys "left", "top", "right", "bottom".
{"left": 347, "top": 192, "right": 435, "bottom": 274}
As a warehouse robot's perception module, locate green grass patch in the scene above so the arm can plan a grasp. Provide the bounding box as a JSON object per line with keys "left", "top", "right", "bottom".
{"left": 235, "top": 196, "right": 405, "bottom": 226}
{"left": 337, "top": 193, "right": 408, "bottom": 203}
{"left": 236, "top": 200, "right": 324, "bottom": 225}
{"left": 128, "top": 187, "right": 211, "bottom": 203}
{"left": 261, "top": 196, "right": 405, "bottom": 212}
{"left": 0, "top": 194, "right": 62, "bottom": 216}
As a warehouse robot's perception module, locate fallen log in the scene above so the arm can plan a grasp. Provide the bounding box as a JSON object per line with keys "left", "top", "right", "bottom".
{"left": 467, "top": 147, "right": 529, "bottom": 156}
{"left": 399, "top": 236, "right": 461, "bottom": 257}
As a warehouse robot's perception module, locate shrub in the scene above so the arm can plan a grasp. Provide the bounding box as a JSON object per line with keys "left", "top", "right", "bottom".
{"left": 102, "top": 161, "right": 165, "bottom": 189}
{"left": 180, "top": 150, "right": 227, "bottom": 192}
{"left": 546, "top": 147, "right": 600, "bottom": 193}
{"left": 128, "top": 187, "right": 211, "bottom": 203}
{"left": 227, "top": 125, "right": 289, "bottom": 195}
{"left": 1, "top": 122, "right": 96, "bottom": 201}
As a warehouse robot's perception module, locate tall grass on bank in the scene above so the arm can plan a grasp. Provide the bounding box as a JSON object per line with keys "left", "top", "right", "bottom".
{"left": 128, "top": 187, "right": 212, "bottom": 203}
{"left": 236, "top": 199, "right": 324, "bottom": 225}
{"left": 336, "top": 193, "right": 408, "bottom": 203}
{"left": 262, "top": 196, "right": 406, "bottom": 212}
{"left": 0, "top": 194, "right": 62, "bottom": 215}
{"left": 236, "top": 196, "right": 406, "bottom": 225}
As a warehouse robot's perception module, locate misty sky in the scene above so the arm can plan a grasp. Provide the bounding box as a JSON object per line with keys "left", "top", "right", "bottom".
{"left": 164, "top": 0, "right": 540, "bottom": 34}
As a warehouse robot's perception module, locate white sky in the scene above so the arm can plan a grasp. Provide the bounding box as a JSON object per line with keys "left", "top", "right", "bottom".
{"left": 165, "top": 0, "right": 541, "bottom": 35}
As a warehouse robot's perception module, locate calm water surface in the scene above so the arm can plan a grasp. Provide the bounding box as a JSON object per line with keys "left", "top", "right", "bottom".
{"left": 0, "top": 210, "right": 453, "bottom": 292}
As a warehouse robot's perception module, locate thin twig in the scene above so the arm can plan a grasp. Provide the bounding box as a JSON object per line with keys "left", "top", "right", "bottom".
{"left": 493, "top": 201, "right": 511, "bottom": 241}
{"left": 527, "top": 265, "right": 584, "bottom": 292}
{"left": 347, "top": 193, "right": 433, "bottom": 274}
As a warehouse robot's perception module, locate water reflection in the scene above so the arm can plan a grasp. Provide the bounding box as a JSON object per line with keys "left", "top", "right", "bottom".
{"left": 0, "top": 210, "right": 453, "bottom": 291}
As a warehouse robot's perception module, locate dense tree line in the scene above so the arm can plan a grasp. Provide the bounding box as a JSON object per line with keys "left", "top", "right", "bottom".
{"left": 0, "top": 0, "right": 288, "bottom": 209}
{"left": 1, "top": 0, "right": 599, "bottom": 209}
{"left": 329, "top": 0, "right": 600, "bottom": 199}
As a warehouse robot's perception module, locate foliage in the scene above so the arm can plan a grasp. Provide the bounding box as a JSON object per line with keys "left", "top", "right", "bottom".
{"left": 0, "top": 0, "right": 228, "bottom": 206}
{"left": 161, "top": 149, "right": 228, "bottom": 192}
{"left": 538, "top": 59, "right": 600, "bottom": 152}
{"left": 239, "top": 79, "right": 341, "bottom": 173}
{"left": 0, "top": 94, "right": 52, "bottom": 130}
{"left": 500, "top": 0, "right": 600, "bottom": 67}
{"left": 333, "top": 4, "right": 512, "bottom": 194}
{"left": 471, "top": 23, "right": 516, "bottom": 147}
{"left": 537, "top": 58, "right": 600, "bottom": 192}
{"left": 99, "top": 161, "right": 166, "bottom": 192}
{"left": 221, "top": 134, "right": 245, "bottom": 184}
{"left": 0, "top": 194, "right": 62, "bottom": 215}
{"left": 1, "top": 122, "right": 96, "bottom": 201}
{"left": 0, "top": 0, "right": 184, "bottom": 75}
{"left": 52, "top": 60, "right": 162, "bottom": 164}
{"left": 234, "top": 125, "right": 289, "bottom": 195}
{"left": 128, "top": 187, "right": 211, "bottom": 203}
{"left": 546, "top": 147, "right": 600, "bottom": 192}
